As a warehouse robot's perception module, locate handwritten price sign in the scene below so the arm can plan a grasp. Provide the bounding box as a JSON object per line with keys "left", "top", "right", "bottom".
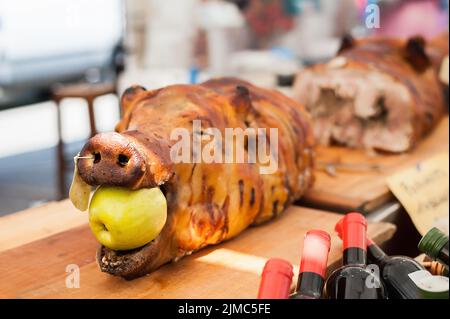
{"left": 387, "top": 152, "right": 449, "bottom": 235}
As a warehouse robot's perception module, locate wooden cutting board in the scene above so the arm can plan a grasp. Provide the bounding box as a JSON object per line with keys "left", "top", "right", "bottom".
{"left": 0, "top": 203, "right": 395, "bottom": 299}
{"left": 300, "top": 117, "right": 449, "bottom": 213}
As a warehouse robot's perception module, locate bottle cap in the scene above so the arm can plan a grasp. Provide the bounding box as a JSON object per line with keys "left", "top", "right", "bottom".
{"left": 335, "top": 216, "right": 375, "bottom": 246}
{"left": 418, "top": 227, "right": 449, "bottom": 259}
{"left": 335, "top": 218, "right": 344, "bottom": 238}
{"left": 342, "top": 212, "right": 367, "bottom": 251}
{"left": 299, "top": 230, "right": 331, "bottom": 278}
{"left": 258, "top": 258, "right": 293, "bottom": 299}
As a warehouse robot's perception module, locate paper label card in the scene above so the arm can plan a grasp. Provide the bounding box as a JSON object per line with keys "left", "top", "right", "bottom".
{"left": 386, "top": 152, "right": 449, "bottom": 235}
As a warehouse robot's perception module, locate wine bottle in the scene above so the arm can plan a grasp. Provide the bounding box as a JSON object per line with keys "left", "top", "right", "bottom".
{"left": 258, "top": 258, "right": 293, "bottom": 299}
{"left": 324, "top": 213, "right": 386, "bottom": 299}
{"left": 290, "top": 230, "right": 331, "bottom": 299}
{"left": 418, "top": 227, "right": 449, "bottom": 273}
{"left": 335, "top": 218, "right": 424, "bottom": 299}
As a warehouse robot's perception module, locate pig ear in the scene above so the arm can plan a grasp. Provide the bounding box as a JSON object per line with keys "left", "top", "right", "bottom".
{"left": 120, "top": 85, "right": 147, "bottom": 116}
{"left": 337, "top": 34, "right": 356, "bottom": 54}
{"left": 116, "top": 85, "right": 147, "bottom": 132}
{"left": 403, "top": 36, "right": 431, "bottom": 72}
{"left": 231, "top": 85, "right": 253, "bottom": 118}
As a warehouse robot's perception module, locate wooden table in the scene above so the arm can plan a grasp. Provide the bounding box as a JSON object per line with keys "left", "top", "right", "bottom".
{"left": 0, "top": 200, "right": 395, "bottom": 298}
{"left": 300, "top": 117, "right": 449, "bottom": 213}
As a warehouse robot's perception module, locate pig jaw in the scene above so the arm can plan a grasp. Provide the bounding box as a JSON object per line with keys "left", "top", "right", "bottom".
{"left": 77, "top": 131, "right": 174, "bottom": 189}
{"left": 97, "top": 220, "right": 177, "bottom": 280}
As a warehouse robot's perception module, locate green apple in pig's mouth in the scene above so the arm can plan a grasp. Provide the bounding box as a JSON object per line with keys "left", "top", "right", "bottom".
{"left": 88, "top": 186, "right": 167, "bottom": 251}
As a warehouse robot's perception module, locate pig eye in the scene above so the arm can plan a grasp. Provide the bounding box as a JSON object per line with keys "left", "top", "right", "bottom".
{"left": 118, "top": 154, "right": 129, "bottom": 167}
{"left": 93, "top": 152, "right": 101, "bottom": 164}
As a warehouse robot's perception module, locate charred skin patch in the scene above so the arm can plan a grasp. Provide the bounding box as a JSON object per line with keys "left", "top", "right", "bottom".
{"left": 239, "top": 179, "right": 244, "bottom": 207}
{"left": 404, "top": 36, "right": 431, "bottom": 72}
{"left": 250, "top": 188, "right": 256, "bottom": 206}
{"left": 188, "top": 203, "right": 227, "bottom": 249}
{"left": 272, "top": 200, "right": 279, "bottom": 217}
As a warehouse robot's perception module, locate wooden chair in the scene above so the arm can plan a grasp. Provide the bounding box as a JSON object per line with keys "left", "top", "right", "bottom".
{"left": 52, "top": 82, "right": 117, "bottom": 199}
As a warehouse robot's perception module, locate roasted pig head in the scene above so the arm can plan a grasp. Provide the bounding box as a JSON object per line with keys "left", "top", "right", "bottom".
{"left": 76, "top": 78, "right": 314, "bottom": 279}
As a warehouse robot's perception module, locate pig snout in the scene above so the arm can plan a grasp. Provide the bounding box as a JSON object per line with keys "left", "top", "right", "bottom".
{"left": 77, "top": 131, "right": 174, "bottom": 189}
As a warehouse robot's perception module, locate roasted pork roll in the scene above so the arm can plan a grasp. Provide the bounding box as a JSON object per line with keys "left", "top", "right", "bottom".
{"left": 293, "top": 34, "right": 448, "bottom": 152}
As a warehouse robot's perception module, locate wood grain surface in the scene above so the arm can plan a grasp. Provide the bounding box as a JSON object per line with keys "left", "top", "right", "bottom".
{"left": 0, "top": 200, "right": 87, "bottom": 252}
{"left": 0, "top": 205, "right": 395, "bottom": 299}
{"left": 300, "top": 117, "right": 449, "bottom": 213}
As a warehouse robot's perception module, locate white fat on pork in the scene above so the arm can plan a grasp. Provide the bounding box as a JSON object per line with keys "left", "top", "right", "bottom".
{"left": 294, "top": 63, "right": 414, "bottom": 152}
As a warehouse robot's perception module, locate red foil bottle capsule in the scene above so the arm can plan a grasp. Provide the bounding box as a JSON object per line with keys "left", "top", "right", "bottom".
{"left": 258, "top": 258, "right": 293, "bottom": 299}
{"left": 324, "top": 212, "right": 386, "bottom": 299}
{"left": 291, "top": 230, "right": 331, "bottom": 299}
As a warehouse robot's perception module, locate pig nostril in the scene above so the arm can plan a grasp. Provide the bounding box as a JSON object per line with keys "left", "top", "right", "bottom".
{"left": 117, "top": 154, "right": 129, "bottom": 167}
{"left": 93, "top": 152, "right": 101, "bottom": 164}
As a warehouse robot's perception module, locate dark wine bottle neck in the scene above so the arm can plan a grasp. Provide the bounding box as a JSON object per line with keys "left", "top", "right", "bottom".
{"left": 438, "top": 242, "right": 449, "bottom": 266}
{"left": 367, "top": 243, "right": 388, "bottom": 264}
{"left": 296, "top": 272, "right": 324, "bottom": 299}
{"left": 343, "top": 247, "right": 367, "bottom": 265}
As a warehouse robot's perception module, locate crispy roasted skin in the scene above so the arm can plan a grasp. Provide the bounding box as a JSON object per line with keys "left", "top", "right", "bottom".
{"left": 77, "top": 78, "right": 314, "bottom": 279}
{"left": 293, "top": 34, "right": 448, "bottom": 152}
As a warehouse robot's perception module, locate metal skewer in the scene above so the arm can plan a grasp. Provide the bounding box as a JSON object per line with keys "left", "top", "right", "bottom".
{"left": 317, "top": 161, "right": 384, "bottom": 177}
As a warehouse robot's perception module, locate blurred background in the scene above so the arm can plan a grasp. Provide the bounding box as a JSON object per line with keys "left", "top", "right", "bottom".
{"left": 0, "top": 0, "right": 448, "bottom": 216}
